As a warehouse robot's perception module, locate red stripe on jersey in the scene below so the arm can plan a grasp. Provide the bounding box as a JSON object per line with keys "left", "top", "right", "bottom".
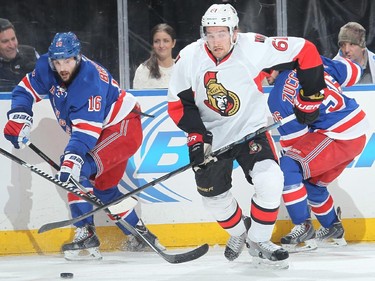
{"left": 251, "top": 201, "right": 279, "bottom": 223}
{"left": 293, "top": 40, "right": 322, "bottom": 70}
{"left": 345, "top": 58, "right": 360, "bottom": 86}
{"left": 282, "top": 184, "right": 307, "bottom": 204}
{"left": 204, "top": 44, "right": 216, "bottom": 63}
{"left": 74, "top": 122, "right": 102, "bottom": 135}
{"left": 311, "top": 195, "right": 334, "bottom": 215}
{"left": 218, "top": 205, "right": 242, "bottom": 229}
{"left": 204, "top": 44, "right": 232, "bottom": 65}
{"left": 331, "top": 110, "right": 366, "bottom": 133}
{"left": 22, "top": 76, "right": 42, "bottom": 102}
{"left": 254, "top": 71, "right": 267, "bottom": 92}
{"left": 317, "top": 110, "right": 366, "bottom": 134}
{"left": 168, "top": 100, "right": 184, "bottom": 125}
{"left": 108, "top": 90, "right": 125, "bottom": 124}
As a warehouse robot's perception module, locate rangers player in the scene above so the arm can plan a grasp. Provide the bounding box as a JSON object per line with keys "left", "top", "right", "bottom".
{"left": 267, "top": 56, "right": 369, "bottom": 252}
{"left": 167, "top": 3, "right": 326, "bottom": 268}
{"left": 3, "top": 32, "right": 163, "bottom": 260}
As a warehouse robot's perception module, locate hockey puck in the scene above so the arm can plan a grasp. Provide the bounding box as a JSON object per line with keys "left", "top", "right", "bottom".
{"left": 60, "top": 272, "right": 74, "bottom": 279}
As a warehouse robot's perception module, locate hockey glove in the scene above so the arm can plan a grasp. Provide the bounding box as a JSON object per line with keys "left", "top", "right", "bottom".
{"left": 57, "top": 153, "right": 84, "bottom": 183}
{"left": 293, "top": 89, "right": 324, "bottom": 125}
{"left": 4, "top": 110, "right": 33, "bottom": 149}
{"left": 187, "top": 131, "right": 217, "bottom": 173}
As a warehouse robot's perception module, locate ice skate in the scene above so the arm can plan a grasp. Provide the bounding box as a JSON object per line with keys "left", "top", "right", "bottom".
{"left": 224, "top": 232, "right": 247, "bottom": 261}
{"left": 224, "top": 216, "right": 251, "bottom": 261}
{"left": 62, "top": 224, "right": 102, "bottom": 261}
{"left": 247, "top": 240, "right": 289, "bottom": 269}
{"left": 316, "top": 207, "right": 347, "bottom": 247}
{"left": 316, "top": 222, "right": 347, "bottom": 247}
{"left": 281, "top": 219, "right": 317, "bottom": 252}
{"left": 123, "top": 220, "right": 166, "bottom": 252}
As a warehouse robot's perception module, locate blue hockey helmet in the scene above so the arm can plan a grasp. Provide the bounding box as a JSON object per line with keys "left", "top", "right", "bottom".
{"left": 48, "top": 32, "right": 81, "bottom": 60}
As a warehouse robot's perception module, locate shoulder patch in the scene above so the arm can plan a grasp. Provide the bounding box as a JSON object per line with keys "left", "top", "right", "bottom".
{"left": 254, "top": 34, "right": 266, "bottom": 43}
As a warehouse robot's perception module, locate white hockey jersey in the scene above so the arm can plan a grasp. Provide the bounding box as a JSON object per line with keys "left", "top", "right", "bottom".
{"left": 168, "top": 32, "right": 326, "bottom": 151}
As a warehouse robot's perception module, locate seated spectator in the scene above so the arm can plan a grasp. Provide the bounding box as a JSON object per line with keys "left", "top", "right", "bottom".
{"left": 0, "top": 18, "right": 39, "bottom": 92}
{"left": 334, "top": 22, "right": 375, "bottom": 84}
{"left": 133, "top": 23, "right": 176, "bottom": 89}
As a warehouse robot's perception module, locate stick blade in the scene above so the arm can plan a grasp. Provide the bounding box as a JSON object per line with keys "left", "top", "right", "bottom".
{"left": 161, "top": 243, "right": 209, "bottom": 264}
{"left": 38, "top": 219, "right": 76, "bottom": 233}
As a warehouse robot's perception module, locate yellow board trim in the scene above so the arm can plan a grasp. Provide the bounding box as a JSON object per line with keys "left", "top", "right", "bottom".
{"left": 1, "top": 218, "right": 375, "bottom": 255}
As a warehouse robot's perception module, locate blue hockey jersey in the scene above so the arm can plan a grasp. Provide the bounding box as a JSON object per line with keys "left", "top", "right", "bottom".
{"left": 268, "top": 56, "right": 369, "bottom": 150}
{"left": 10, "top": 54, "right": 137, "bottom": 158}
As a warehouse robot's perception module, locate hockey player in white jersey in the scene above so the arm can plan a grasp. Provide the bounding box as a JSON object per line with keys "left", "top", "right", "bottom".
{"left": 168, "top": 4, "right": 327, "bottom": 268}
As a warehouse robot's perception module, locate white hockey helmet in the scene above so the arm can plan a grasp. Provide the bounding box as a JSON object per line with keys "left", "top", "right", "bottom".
{"left": 201, "top": 4, "right": 239, "bottom": 46}
{"left": 201, "top": 4, "right": 239, "bottom": 32}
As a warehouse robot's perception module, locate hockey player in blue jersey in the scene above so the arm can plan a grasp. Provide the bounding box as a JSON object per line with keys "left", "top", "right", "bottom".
{"left": 267, "top": 56, "right": 370, "bottom": 252}
{"left": 3, "top": 32, "right": 164, "bottom": 260}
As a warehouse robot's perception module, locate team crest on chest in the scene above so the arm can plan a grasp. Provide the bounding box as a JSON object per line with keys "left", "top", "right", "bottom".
{"left": 203, "top": 71, "right": 240, "bottom": 116}
{"left": 54, "top": 85, "right": 68, "bottom": 98}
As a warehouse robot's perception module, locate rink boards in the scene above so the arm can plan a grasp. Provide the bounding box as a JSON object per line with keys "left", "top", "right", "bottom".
{"left": 0, "top": 86, "right": 374, "bottom": 255}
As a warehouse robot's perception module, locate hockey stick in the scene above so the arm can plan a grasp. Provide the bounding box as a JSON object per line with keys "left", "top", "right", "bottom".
{"left": 25, "top": 140, "right": 138, "bottom": 210}
{"left": 0, "top": 146, "right": 209, "bottom": 264}
{"left": 26, "top": 141, "right": 60, "bottom": 170}
{"left": 25, "top": 141, "right": 138, "bottom": 207}
{"left": 40, "top": 113, "right": 296, "bottom": 230}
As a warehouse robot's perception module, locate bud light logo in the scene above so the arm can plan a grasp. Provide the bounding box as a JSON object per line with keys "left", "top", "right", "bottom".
{"left": 119, "top": 98, "right": 375, "bottom": 204}
{"left": 119, "top": 101, "right": 192, "bottom": 203}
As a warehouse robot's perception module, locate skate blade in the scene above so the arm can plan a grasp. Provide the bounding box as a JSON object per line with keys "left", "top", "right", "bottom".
{"left": 316, "top": 237, "right": 347, "bottom": 248}
{"left": 251, "top": 256, "right": 289, "bottom": 270}
{"left": 64, "top": 247, "right": 102, "bottom": 261}
{"left": 282, "top": 239, "right": 318, "bottom": 253}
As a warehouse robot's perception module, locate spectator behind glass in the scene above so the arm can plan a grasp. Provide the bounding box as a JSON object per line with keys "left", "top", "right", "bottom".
{"left": 334, "top": 22, "right": 375, "bottom": 84}
{"left": 0, "top": 18, "right": 39, "bottom": 91}
{"left": 133, "top": 23, "right": 176, "bottom": 89}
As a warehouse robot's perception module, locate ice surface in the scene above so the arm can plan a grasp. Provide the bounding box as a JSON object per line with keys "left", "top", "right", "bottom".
{"left": 0, "top": 243, "right": 375, "bottom": 281}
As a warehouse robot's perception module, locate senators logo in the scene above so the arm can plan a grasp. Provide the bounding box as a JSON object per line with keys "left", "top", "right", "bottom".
{"left": 248, "top": 140, "right": 262, "bottom": 154}
{"left": 203, "top": 72, "right": 240, "bottom": 116}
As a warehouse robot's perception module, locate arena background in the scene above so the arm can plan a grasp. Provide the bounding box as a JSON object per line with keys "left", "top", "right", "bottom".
{"left": 0, "top": 0, "right": 374, "bottom": 255}
{"left": 2, "top": 0, "right": 374, "bottom": 88}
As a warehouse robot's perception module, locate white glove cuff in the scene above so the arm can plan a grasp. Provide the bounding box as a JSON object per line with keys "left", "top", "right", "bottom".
{"left": 8, "top": 112, "right": 33, "bottom": 126}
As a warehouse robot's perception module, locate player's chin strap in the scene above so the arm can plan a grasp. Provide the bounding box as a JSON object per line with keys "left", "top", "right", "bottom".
{"left": 0, "top": 142, "right": 208, "bottom": 264}
{"left": 38, "top": 113, "right": 297, "bottom": 230}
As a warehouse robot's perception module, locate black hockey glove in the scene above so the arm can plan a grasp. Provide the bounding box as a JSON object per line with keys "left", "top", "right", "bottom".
{"left": 187, "top": 131, "right": 217, "bottom": 173}
{"left": 293, "top": 89, "right": 324, "bottom": 125}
